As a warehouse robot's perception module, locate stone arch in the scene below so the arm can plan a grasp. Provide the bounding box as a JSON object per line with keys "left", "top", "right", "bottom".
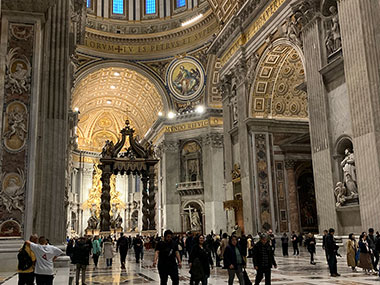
{"left": 334, "top": 135, "right": 354, "bottom": 182}
{"left": 249, "top": 40, "right": 307, "bottom": 120}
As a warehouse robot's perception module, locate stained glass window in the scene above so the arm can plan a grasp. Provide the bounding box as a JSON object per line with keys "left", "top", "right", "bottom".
{"left": 87, "top": 0, "right": 91, "bottom": 8}
{"left": 113, "top": 0, "right": 124, "bottom": 14}
{"left": 146, "top": 0, "right": 156, "bottom": 14}
{"left": 177, "top": 0, "right": 186, "bottom": 8}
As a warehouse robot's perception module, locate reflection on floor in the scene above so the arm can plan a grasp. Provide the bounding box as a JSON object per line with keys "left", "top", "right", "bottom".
{"left": 69, "top": 248, "right": 380, "bottom": 285}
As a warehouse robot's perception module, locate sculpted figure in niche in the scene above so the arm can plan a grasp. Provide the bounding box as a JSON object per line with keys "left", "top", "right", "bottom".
{"left": 0, "top": 175, "right": 24, "bottom": 213}
{"left": 191, "top": 209, "right": 202, "bottom": 231}
{"left": 341, "top": 149, "right": 358, "bottom": 194}
{"left": 325, "top": 6, "right": 341, "bottom": 55}
{"left": 286, "top": 17, "right": 302, "bottom": 47}
{"left": 4, "top": 109, "right": 27, "bottom": 142}
{"left": 87, "top": 205, "right": 99, "bottom": 230}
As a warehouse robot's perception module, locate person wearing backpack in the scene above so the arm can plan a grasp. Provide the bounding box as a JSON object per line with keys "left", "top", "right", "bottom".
{"left": 72, "top": 237, "right": 92, "bottom": 285}
{"left": 18, "top": 234, "right": 38, "bottom": 285}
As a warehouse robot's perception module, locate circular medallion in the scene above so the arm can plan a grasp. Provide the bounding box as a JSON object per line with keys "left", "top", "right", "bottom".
{"left": 166, "top": 57, "right": 205, "bottom": 102}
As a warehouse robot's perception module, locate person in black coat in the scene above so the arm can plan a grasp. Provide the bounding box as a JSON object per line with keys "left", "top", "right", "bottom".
{"left": 133, "top": 235, "right": 143, "bottom": 263}
{"left": 305, "top": 233, "right": 316, "bottom": 265}
{"left": 326, "top": 228, "right": 340, "bottom": 277}
{"left": 223, "top": 235, "right": 245, "bottom": 285}
{"left": 280, "top": 233, "right": 289, "bottom": 257}
{"left": 189, "top": 235, "right": 213, "bottom": 285}
{"left": 253, "top": 233, "right": 277, "bottom": 285}
{"left": 322, "top": 229, "right": 328, "bottom": 263}
{"left": 73, "top": 237, "right": 92, "bottom": 285}
{"left": 116, "top": 233, "right": 129, "bottom": 269}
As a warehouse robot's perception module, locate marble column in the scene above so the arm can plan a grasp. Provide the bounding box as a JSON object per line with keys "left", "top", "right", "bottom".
{"left": 285, "top": 160, "right": 300, "bottom": 233}
{"left": 338, "top": 0, "right": 380, "bottom": 230}
{"left": 33, "top": 0, "right": 73, "bottom": 244}
{"left": 296, "top": 7, "right": 338, "bottom": 233}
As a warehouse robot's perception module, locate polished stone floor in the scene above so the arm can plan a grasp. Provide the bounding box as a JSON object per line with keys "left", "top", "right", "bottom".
{"left": 69, "top": 247, "right": 380, "bottom": 285}
{"left": 2, "top": 247, "right": 380, "bottom": 284}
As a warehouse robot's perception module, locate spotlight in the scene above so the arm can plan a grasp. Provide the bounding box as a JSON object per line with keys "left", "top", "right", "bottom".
{"left": 110, "top": 85, "right": 116, "bottom": 89}
{"left": 182, "top": 14, "right": 203, "bottom": 27}
{"left": 106, "top": 100, "right": 112, "bottom": 104}
{"left": 167, "top": 111, "right": 176, "bottom": 119}
{"left": 158, "top": 111, "right": 163, "bottom": 117}
{"left": 195, "top": 105, "right": 205, "bottom": 114}
{"left": 114, "top": 72, "right": 120, "bottom": 76}
{"left": 74, "top": 107, "right": 79, "bottom": 112}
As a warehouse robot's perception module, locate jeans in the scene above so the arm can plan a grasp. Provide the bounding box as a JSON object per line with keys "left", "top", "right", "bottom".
{"left": 35, "top": 274, "right": 54, "bottom": 285}
{"left": 106, "top": 258, "right": 113, "bottom": 267}
{"left": 93, "top": 253, "right": 99, "bottom": 267}
{"left": 327, "top": 254, "right": 338, "bottom": 275}
{"left": 120, "top": 250, "right": 128, "bottom": 267}
{"left": 158, "top": 266, "right": 179, "bottom": 285}
{"left": 75, "top": 264, "right": 87, "bottom": 285}
{"left": 18, "top": 272, "right": 34, "bottom": 285}
{"left": 292, "top": 244, "right": 299, "bottom": 255}
{"left": 227, "top": 265, "right": 245, "bottom": 285}
{"left": 255, "top": 268, "right": 271, "bottom": 285}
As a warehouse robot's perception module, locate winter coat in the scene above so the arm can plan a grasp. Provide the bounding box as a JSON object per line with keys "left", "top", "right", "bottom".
{"left": 189, "top": 245, "right": 213, "bottom": 279}
{"left": 103, "top": 241, "right": 114, "bottom": 259}
{"left": 252, "top": 241, "right": 277, "bottom": 269}
{"left": 305, "top": 237, "right": 316, "bottom": 253}
{"left": 223, "top": 244, "right": 245, "bottom": 269}
{"left": 72, "top": 239, "right": 92, "bottom": 265}
{"left": 346, "top": 239, "right": 357, "bottom": 268}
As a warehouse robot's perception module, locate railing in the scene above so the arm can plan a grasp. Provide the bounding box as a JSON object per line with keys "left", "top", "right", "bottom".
{"left": 176, "top": 181, "right": 204, "bottom": 196}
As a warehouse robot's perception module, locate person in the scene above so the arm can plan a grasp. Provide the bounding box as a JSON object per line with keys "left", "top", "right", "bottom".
{"left": 291, "top": 232, "right": 299, "bottom": 256}
{"left": 103, "top": 237, "right": 114, "bottom": 268}
{"left": 153, "top": 230, "right": 182, "bottom": 285}
{"left": 72, "top": 237, "right": 92, "bottom": 285}
{"left": 214, "top": 235, "right": 222, "bottom": 267}
{"left": 66, "top": 238, "right": 75, "bottom": 263}
{"left": 253, "top": 233, "right": 277, "bottom": 285}
{"left": 133, "top": 235, "right": 143, "bottom": 263}
{"left": 26, "top": 236, "right": 63, "bottom": 285}
{"left": 305, "top": 233, "right": 316, "bottom": 265}
{"left": 116, "top": 233, "right": 129, "bottom": 269}
{"left": 267, "top": 230, "right": 276, "bottom": 254}
{"left": 223, "top": 235, "right": 245, "bottom": 285}
{"left": 368, "top": 228, "right": 379, "bottom": 271}
{"left": 326, "top": 228, "right": 340, "bottom": 277}
{"left": 247, "top": 235, "right": 254, "bottom": 258}
{"left": 220, "top": 233, "right": 229, "bottom": 260}
{"left": 185, "top": 232, "right": 194, "bottom": 259}
{"left": 92, "top": 236, "right": 101, "bottom": 268}
{"left": 189, "top": 235, "right": 213, "bottom": 285}
{"left": 346, "top": 233, "right": 358, "bottom": 271}
{"left": 18, "top": 234, "right": 38, "bottom": 285}
{"left": 239, "top": 235, "right": 248, "bottom": 264}
{"left": 297, "top": 232, "right": 304, "bottom": 247}
{"left": 280, "top": 233, "right": 288, "bottom": 257}
{"left": 358, "top": 232, "right": 373, "bottom": 274}
{"left": 322, "top": 229, "right": 328, "bottom": 263}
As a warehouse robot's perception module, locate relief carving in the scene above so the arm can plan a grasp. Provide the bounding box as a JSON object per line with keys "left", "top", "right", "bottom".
{"left": 5, "top": 48, "right": 31, "bottom": 95}
{"left": 325, "top": 6, "right": 341, "bottom": 56}
{"left": 3, "top": 102, "right": 28, "bottom": 152}
{"left": 0, "top": 169, "right": 25, "bottom": 213}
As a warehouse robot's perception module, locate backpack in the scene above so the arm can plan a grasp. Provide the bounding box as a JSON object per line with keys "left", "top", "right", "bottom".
{"left": 18, "top": 244, "right": 33, "bottom": 271}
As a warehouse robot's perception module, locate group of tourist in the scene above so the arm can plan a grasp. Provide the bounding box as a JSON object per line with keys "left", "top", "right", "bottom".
{"left": 17, "top": 226, "right": 380, "bottom": 285}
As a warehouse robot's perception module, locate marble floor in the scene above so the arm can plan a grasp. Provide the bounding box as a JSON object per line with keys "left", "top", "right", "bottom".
{"left": 2, "top": 247, "right": 380, "bottom": 284}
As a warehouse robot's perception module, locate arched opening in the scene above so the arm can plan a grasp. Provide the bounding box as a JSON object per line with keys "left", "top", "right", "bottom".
{"left": 296, "top": 164, "right": 318, "bottom": 233}
{"left": 180, "top": 140, "right": 202, "bottom": 182}
{"left": 335, "top": 136, "right": 354, "bottom": 183}
{"left": 182, "top": 200, "right": 204, "bottom": 233}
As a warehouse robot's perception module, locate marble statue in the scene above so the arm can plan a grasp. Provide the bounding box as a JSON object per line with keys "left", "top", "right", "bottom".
{"left": 325, "top": 6, "right": 341, "bottom": 55}
{"left": 286, "top": 17, "right": 302, "bottom": 47}
{"left": 334, "top": 182, "right": 347, "bottom": 207}
{"left": 191, "top": 209, "right": 202, "bottom": 231}
{"left": 87, "top": 206, "right": 99, "bottom": 230}
{"left": 341, "top": 149, "right": 358, "bottom": 194}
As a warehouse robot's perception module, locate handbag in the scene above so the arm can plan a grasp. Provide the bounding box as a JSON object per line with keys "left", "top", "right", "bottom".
{"left": 243, "top": 268, "right": 252, "bottom": 285}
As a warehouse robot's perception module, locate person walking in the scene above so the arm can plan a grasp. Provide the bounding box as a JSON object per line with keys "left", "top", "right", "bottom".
{"left": 368, "top": 228, "right": 379, "bottom": 271}
{"left": 153, "top": 230, "right": 182, "bottom": 285}
{"left": 26, "top": 236, "right": 63, "bottom": 285}
{"left": 214, "top": 235, "right": 222, "bottom": 267}
{"left": 103, "top": 237, "right": 114, "bottom": 268}
{"left": 247, "top": 235, "right": 254, "bottom": 258}
{"left": 92, "top": 236, "right": 101, "bottom": 269}
{"left": 291, "top": 232, "right": 299, "bottom": 256}
{"left": 322, "top": 230, "right": 328, "bottom": 264}
{"left": 326, "top": 228, "right": 340, "bottom": 277}
{"left": 72, "top": 237, "right": 92, "bottom": 285}
{"left": 253, "top": 233, "right": 277, "bottom": 285}
{"left": 116, "top": 233, "right": 129, "bottom": 269}
{"left": 239, "top": 235, "right": 248, "bottom": 264}
{"left": 220, "top": 233, "right": 229, "bottom": 260}
{"left": 223, "top": 235, "right": 245, "bottom": 285}
{"left": 346, "top": 233, "right": 358, "bottom": 271}
{"left": 18, "top": 235, "right": 38, "bottom": 285}
{"left": 189, "top": 235, "right": 213, "bottom": 285}
{"left": 133, "top": 235, "right": 143, "bottom": 263}
{"left": 358, "top": 232, "right": 373, "bottom": 274}
{"left": 305, "top": 233, "right": 316, "bottom": 265}
{"left": 280, "top": 233, "right": 288, "bottom": 257}
{"left": 267, "top": 230, "right": 276, "bottom": 254}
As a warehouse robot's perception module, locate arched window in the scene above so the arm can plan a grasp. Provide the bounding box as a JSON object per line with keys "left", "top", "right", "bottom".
{"left": 145, "top": 0, "right": 156, "bottom": 14}
{"left": 113, "top": 0, "right": 124, "bottom": 14}
{"left": 176, "top": 0, "right": 186, "bottom": 8}
{"left": 86, "top": 0, "right": 91, "bottom": 8}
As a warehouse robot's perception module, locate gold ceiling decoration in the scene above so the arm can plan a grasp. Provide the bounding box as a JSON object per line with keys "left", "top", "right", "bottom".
{"left": 72, "top": 67, "right": 164, "bottom": 152}
{"left": 251, "top": 44, "right": 307, "bottom": 120}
